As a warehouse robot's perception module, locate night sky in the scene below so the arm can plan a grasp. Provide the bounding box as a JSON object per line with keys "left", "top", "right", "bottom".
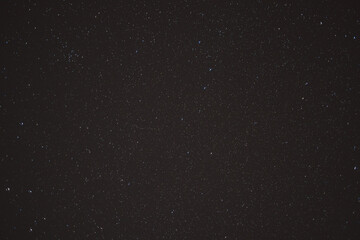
{"left": 1, "top": 1, "right": 360, "bottom": 239}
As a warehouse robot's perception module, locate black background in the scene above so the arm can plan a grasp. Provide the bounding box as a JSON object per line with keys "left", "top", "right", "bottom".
{"left": 1, "top": 0, "right": 360, "bottom": 239}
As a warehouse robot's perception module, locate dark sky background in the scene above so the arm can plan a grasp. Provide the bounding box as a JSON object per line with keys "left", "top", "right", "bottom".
{"left": 1, "top": 0, "right": 360, "bottom": 239}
